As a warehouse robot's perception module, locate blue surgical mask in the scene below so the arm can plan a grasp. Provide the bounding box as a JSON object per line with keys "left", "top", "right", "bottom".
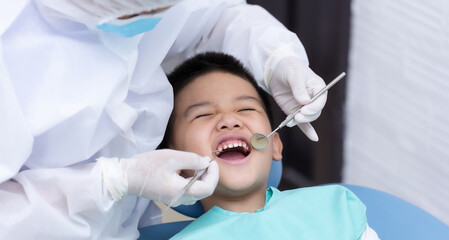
{"left": 97, "top": 15, "right": 162, "bottom": 38}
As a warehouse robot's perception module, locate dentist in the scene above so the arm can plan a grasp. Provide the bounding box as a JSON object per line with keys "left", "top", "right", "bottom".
{"left": 0, "top": 0, "right": 326, "bottom": 239}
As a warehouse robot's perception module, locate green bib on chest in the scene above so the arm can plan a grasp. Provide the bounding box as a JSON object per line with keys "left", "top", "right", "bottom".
{"left": 172, "top": 185, "right": 367, "bottom": 240}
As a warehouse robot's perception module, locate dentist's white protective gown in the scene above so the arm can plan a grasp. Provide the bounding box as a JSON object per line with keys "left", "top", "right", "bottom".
{"left": 0, "top": 0, "right": 312, "bottom": 239}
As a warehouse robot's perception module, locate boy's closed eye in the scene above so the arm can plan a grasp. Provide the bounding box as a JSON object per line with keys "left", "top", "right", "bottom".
{"left": 194, "top": 113, "right": 213, "bottom": 119}
{"left": 194, "top": 108, "right": 257, "bottom": 119}
{"left": 238, "top": 108, "right": 257, "bottom": 112}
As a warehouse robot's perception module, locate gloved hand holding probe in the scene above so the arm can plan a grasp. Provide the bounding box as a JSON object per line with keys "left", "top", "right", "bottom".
{"left": 264, "top": 48, "right": 327, "bottom": 142}
{"left": 97, "top": 149, "right": 219, "bottom": 206}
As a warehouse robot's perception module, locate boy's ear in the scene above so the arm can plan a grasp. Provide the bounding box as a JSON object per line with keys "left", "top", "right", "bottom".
{"left": 271, "top": 133, "right": 283, "bottom": 161}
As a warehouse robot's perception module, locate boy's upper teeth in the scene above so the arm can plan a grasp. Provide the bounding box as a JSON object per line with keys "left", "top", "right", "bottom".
{"left": 216, "top": 139, "right": 249, "bottom": 152}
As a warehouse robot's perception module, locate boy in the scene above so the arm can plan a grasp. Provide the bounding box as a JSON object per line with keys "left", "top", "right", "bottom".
{"left": 161, "top": 52, "right": 379, "bottom": 239}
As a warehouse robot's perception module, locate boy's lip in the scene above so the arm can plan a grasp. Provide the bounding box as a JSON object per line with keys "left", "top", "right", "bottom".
{"left": 213, "top": 133, "right": 252, "bottom": 165}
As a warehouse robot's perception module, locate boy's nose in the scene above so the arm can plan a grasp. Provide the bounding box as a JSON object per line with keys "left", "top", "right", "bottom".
{"left": 217, "top": 113, "right": 242, "bottom": 131}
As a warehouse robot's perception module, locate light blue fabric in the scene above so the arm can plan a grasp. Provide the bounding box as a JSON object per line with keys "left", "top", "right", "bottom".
{"left": 97, "top": 17, "right": 161, "bottom": 37}
{"left": 170, "top": 185, "right": 367, "bottom": 240}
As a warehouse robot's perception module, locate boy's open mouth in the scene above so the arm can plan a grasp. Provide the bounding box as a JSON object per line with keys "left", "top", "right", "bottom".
{"left": 215, "top": 139, "right": 251, "bottom": 161}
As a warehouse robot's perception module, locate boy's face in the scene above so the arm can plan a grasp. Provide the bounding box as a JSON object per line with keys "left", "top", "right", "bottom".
{"left": 169, "top": 71, "right": 282, "bottom": 198}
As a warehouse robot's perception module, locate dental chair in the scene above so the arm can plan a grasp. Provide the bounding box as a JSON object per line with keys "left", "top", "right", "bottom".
{"left": 138, "top": 161, "right": 449, "bottom": 240}
{"left": 342, "top": 184, "right": 449, "bottom": 240}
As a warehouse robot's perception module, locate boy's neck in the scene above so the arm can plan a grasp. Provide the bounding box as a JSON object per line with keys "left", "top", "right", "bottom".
{"left": 200, "top": 187, "right": 268, "bottom": 213}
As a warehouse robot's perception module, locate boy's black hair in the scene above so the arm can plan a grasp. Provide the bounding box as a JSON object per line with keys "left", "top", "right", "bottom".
{"left": 160, "top": 52, "right": 273, "bottom": 148}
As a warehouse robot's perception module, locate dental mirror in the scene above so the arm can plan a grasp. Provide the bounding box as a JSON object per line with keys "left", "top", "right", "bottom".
{"left": 250, "top": 72, "right": 346, "bottom": 150}
{"left": 250, "top": 133, "right": 269, "bottom": 150}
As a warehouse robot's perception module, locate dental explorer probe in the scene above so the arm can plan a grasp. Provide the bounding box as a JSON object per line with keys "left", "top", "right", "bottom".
{"left": 250, "top": 72, "right": 346, "bottom": 149}
{"left": 162, "top": 150, "right": 220, "bottom": 213}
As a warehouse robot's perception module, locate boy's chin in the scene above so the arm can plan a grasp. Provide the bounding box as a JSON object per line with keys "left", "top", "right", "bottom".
{"left": 214, "top": 181, "right": 267, "bottom": 198}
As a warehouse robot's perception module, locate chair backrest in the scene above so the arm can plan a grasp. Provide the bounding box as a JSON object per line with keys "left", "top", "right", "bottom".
{"left": 138, "top": 221, "right": 192, "bottom": 240}
{"left": 342, "top": 184, "right": 449, "bottom": 240}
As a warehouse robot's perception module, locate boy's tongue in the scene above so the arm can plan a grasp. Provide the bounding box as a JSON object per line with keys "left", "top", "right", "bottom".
{"left": 219, "top": 151, "right": 246, "bottom": 161}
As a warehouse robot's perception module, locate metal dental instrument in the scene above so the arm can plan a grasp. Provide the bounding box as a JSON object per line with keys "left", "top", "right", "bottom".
{"left": 162, "top": 150, "right": 220, "bottom": 213}
{"left": 250, "top": 72, "right": 346, "bottom": 150}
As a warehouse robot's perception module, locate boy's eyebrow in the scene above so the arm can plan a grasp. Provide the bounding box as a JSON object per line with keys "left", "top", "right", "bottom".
{"left": 184, "top": 101, "right": 212, "bottom": 117}
{"left": 235, "top": 95, "right": 264, "bottom": 106}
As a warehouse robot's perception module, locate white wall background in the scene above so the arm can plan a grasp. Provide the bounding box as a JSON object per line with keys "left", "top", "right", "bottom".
{"left": 344, "top": 0, "right": 449, "bottom": 225}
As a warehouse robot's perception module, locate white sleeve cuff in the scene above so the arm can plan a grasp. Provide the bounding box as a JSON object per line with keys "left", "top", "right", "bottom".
{"left": 360, "top": 224, "right": 380, "bottom": 240}
{"left": 97, "top": 157, "right": 128, "bottom": 201}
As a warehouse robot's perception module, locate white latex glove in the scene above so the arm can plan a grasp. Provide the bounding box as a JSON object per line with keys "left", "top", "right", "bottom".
{"left": 97, "top": 149, "right": 219, "bottom": 206}
{"left": 265, "top": 54, "right": 327, "bottom": 142}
